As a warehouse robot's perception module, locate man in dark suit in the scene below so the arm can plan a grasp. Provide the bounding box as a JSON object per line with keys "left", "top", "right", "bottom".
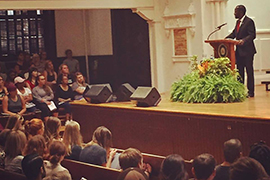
{"left": 226, "top": 5, "right": 256, "bottom": 97}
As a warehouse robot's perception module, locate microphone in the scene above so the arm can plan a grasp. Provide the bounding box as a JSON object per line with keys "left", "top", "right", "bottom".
{"left": 216, "top": 23, "right": 227, "bottom": 29}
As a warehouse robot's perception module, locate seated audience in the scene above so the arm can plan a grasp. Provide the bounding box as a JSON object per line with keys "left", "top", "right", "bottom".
{"left": 249, "top": 141, "right": 270, "bottom": 176}
{"left": 118, "top": 167, "right": 149, "bottom": 180}
{"left": 0, "top": 74, "right": 7, "bottom": 104}
{"left": 23, "top": 135, "right": 47, "bottom": 158}
{"left": 63, "top": 49, "right": 80, "bottom": 74}
{"left": 0, "top": 61, "right": 7, "bottom": 81}
{"left": 5, "top": 69, "right": 17, "bottom": 87}
{"left": 32, "top": 53, "right": 45, "bottom": 74}
{"left": 230, "top": 157, "right": 269, "bottom": 180}
{"left": 4, "top": 130, "right": 27, "bottom": 173}
{"left": 0, "top": 129, "right": 11, "bottom": 168}
{"left": 25, "top": 67, "right": 38, "bottom": 90}
{"left": 62, "top": 120, "right": 83, "bottom": 161}
{"left": 119, "top": 148, "right": 151, "bottom": 177}
{"left": 2, "top": 83, "right": 26, "bottom": 116}
{"left": 72, "top": 72, "right": 88, "bottom": 100}
{"left": 43, "top": 140, "right": 72, "bottom": 180}
{"left": 23, "top": 52, "right": 32, "bottom": 72}
{"left": 13, "top": 51, "right": 26, "bottom": 77}
{"left": 58, "top": 64, "right": 74, "bottom": 85}
{"left": 56, "top": 74, "right": 74, "bottom": 120}
{"left": 24, "top": 118, "right": 44, "bottom": 140}
{"left": 15, "top": 76, "right": 36, "bottom": 112}
{"left": 43, "top": 60, "right": 57, "bottom": 88}
{"left": 5, "top": 114, "right": 24, "bottom": 131}
{"left": 22, "top": 153, "right": 45, "bottom": 180}
{"left": 213, "top": 139, "right": 242, "bottom": 180}
{"left": 160, "top": 154, "right": 189, "bottom": 180}
{"left": 192, "top": 153, "right": 216, "bottom": 180}
{"left": 32, "top": 75, "right": 58, "bottom": 121}
{"left": 79, "top": 126, "right": 116, "bottom": 167}
{"left": 44, "top": 117, "right": 61, "bottom": 145}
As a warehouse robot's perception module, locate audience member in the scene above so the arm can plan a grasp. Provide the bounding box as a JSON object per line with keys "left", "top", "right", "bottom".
{"left": 192, "top": 153, "right": 216, "bottom": 180}
{"left": 213, "top": 139, "right": 242, "bottom": 180}
{"left": 0, "top": 129, "right": 11, "bottom": 168}
{"left": 44, "top": 116, "right": 61, "bottom": 145}
{"left": 23, "top": 135, "right": 47, "bottom": 158}
{"left": 23, "top": 52, "right": 32, "bottom": 71}
{"left": 22, "top": 153, "right": 45, "bottom": 180}
{"left": 5, "top": 69, "right": 17, "bottom": 87}
{"left": 0, "top": 61, "right": 7, "bottom": 81}
{"left": 24, "top": 118, "right": 44, "bottom": 140}
{"left": 63, "top": 49, "right": 80, "bottom": 74}
{"left": 119, "top": 148, "right": 151, "bottom": 177}
{"left": 0, "top": 74, "right": 7, "bottom": 104}
{"left": 5, "top": 114, "right": 24, "bottom": 131}
{"left": 56, "top": 74, "right": 74, "bottom": 120}
{"left": 43, "top": 60, "right": 57, "bottom": 88}
{"left": 79, "top": 126, "right": 116, "bottom": 167}
{"left": 72, "top": 72, "right": 88, "bottom": 100}
{"left": 230, "top": 157, "right": 269, "bottom": 180}
{"left": 4, "top": 130, "right": 27, "bottom": 173}
{"left": 118, "top": 167, "right": 149, "bottom": 180}
{"left": 43, "top": 140, "right": 72, "bottom": 180}
{"left": 2, "top": 83, "right": 26, "bottom": 116}
{"left": 32, "top": 75, "right": 58, "bottom": 121}
{"left": 249, "top": 141, "right": 270, "bottom": 176}
{"left": 13, "top": 51, "right": 26, "bottom": 77}
{"left": 160, "top": 154, "right": 189, "bottom": 180}
{"left": 62, "top": 120, "right": 83, "bottom": 161}
{"left": 15, "top": 76, "right": 37, "bottom": 112}
{"left": 25, "top": 67, "right": 38, "bottom": 90}
{"left": 32, "top": 54, "right": 45, "bottom": 74}
{"left": 58, "top": 64, "right": 74, "bottom": 85}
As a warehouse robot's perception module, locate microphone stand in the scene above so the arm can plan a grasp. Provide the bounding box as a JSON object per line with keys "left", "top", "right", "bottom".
{"left": 207, "top": 28, "right": 221, "bottom": 40}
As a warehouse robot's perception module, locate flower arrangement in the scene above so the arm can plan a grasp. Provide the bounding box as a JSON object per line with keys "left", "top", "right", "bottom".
{"left": 171, "top": 56, "right": 247, "bottom": 103}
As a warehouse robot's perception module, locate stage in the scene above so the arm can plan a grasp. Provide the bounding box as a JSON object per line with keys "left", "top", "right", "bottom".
{"left": 71, "top": 85, "right": 270, "bottom": 163}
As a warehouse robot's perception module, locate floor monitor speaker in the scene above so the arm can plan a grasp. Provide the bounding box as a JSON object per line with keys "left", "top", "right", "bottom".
{"left": 115, "top": 83, "right": 135, "bottom": 101}
{"left": 130, "top": 87, "right": 161, "bottom": 107}
{"left": 83, "top": 84, "right": 113, "bottom": 103}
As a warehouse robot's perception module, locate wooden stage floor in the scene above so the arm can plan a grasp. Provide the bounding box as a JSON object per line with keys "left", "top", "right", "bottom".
{"left": 71, "top": 84, "right": 270, "bottom": 162}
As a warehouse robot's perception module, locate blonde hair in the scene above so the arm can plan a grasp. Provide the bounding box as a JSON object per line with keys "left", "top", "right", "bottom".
{"left": 5, "top": 115, "right": 24, "bottom": 131}
{"left": 89, "top": 126, "right": 112, "bottom": 152}
{"left": 5, "top": 130, "right": 27, "bottom": 158}
{"left": 62, "top": 120, "right": 83, "bottom": 155}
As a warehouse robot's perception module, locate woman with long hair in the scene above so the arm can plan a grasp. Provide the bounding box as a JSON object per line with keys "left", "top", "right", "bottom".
{"left": 23, "top": 135, "right": 47, "bottom": 158}
{"left": 44, "top": 116, "right": 61, "bottom": 145}
{"left": 4, "top": 130, "right": 27, "bottom": 173}
{"left": 43, "top": 60, "right": 57, "bottom": 88}
{"left": 43, "top": 140, "right": 72, "bottom": 180}
{"left": 58, "top": 64, "right": 74, "bottom": 85}
{"left": 32, "top": 75, "right": 58, "bottom": 121}
{"left": 24, "top": 118, "right": 44, "bottom": 140}
{"left": 25, "top": 67, "right": 38, "bottom": 90}
{"left": 79, "top": 126, "right": 116, "bottom": 167}
{"left": 2, "top": 83, "right": 26, "bottom": 116}
{"left": 160, "top": 154, "right": 189, "bottom": 180}
{"left": 62, "top": 120, "right": 83, "bottom": 161}
{"left": 5, "top": 114, "right": 24, "bottom": 131}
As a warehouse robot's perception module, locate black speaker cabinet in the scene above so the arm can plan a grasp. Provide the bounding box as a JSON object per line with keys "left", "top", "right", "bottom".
{"left": 115, "top": 83, "right": 135, "bottom": 102}
{"left": 83, "top": 84, "right": 113, "bottom": 103}
{"left": 130, "top": 87, "right": 161, "bottom": 107}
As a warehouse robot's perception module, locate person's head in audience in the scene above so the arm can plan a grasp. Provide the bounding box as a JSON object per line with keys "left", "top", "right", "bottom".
{"left": 5, "top": 114, "right": 24, "bottom": 131}
{"left": 14, "top": 76, "right": 26, "bottom": 90}
{"left": 119, "top": 148, "right": 143, "bottom": 170}
{"left": 5, "top": 130, "right": 27, "bottom": 159}
{"left": 65, "top": 49, "right": 73, "bottom": 59}
{"left": 6, "top": 82, "right": 17, "bottom": 97}
{"left": 17, "top": 51, "right": 25, "bottom": 62}
{"left": 44, "top": 117, "right": 61, "bottom": 143}
{"left": 224, "top": 139, "right": 242, "bottom": 164}
{"left": 230, "top": 157, "right": 269, "bottom": 180}
{"left": 40, "top": 50, "right": 47, "bottom": 61}
{"left": 48, "top": 140, "right": 66, "bottom": 165}
{"left": 24, "top": 52, "right": 31, "bottom": 63}
{"left": 32, "top": 53, "right": 41, "bottom": 65}
{"left": 75, "top": 72, "right": 86, "bottom": 84}
{"left": 62, "top": 120, "right": 83, "bottom": 156}
{"left": 24, "top": 118, "right": 45, "bottom": 139}
{"left": 249, "top": 141, "right": 270, "bottom": 175}
{"left": 24, "top": 135, "right": 47, "bottom": 157}
{"left": 28, "top": 67, "right": 38, "bottom": 81}
{"left": 58, "top": 64, "right": 70, "bottom": 75}
{"left": 0, "top": 129, "right": 11, "bottom": 149}
{"left": 45, "top": 60, "right": 55, "bottom": 72}
{"left": 58, "top": 74, "right": 69, "bottom": 86}
{"left": 92, "top": 126, "right": 113, "bottom": 152}
{"left": 6, "top": 69, "right": 17, "bottom": 84}
{"left": 161, "top": 154, "right": 189, "bottom": 180}
{"left": 192, "top": 153, "right": 216, "bottom": 180}
{"left": 22, "top": 153, "right": 45, "bottom": 180}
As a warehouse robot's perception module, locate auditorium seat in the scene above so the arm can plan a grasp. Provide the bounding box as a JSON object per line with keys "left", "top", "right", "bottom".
{"left": 0, "top": 168, "right": 27, "bottom": 180}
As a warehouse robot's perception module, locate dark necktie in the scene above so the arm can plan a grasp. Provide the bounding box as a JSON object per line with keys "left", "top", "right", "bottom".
{"left": 236, "top": 20, "right": 241, "bottom": 33}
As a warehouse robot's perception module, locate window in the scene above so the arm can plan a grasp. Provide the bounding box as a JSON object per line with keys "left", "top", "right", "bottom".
{"left": 0, "top": 10, "right": 45, "bottom": 58}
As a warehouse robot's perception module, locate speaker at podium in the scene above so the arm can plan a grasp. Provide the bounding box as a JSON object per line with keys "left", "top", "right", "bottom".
{"left": 130, "top": 87, "right": 161, "bottom": 107}
{"left": 83, "top": 84, "right": 113, "bottom": 103}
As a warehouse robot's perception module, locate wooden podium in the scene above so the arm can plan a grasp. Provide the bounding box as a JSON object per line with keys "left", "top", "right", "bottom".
{"left": 205, "top": 39, "right": 238, "bottom": 70}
